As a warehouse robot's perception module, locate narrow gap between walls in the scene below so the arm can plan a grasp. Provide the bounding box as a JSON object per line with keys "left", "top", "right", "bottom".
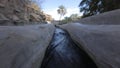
{"left": 40, "top": 26, "right": 98, "bottom": 68}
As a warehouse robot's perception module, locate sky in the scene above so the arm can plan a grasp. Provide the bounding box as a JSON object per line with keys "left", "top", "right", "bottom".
{"left": 41, "top": 0, "right": 82, "bottom": 20}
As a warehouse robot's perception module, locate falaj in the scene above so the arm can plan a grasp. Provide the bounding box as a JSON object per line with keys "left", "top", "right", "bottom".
{"left": 41, "top": 28, "right": 97, "bottom": 68}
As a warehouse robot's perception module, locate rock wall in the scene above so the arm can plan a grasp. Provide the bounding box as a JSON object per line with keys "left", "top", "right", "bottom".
{"left": 45, "top": 14, "right": 53, "bottom": 23}
{"left": 0, "top": 0, "right": 47, "bottom": 25}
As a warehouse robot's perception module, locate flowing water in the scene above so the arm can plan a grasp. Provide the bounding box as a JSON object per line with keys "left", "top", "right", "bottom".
{"left": 41, "top": 28, "right": 97, "bottom": 68}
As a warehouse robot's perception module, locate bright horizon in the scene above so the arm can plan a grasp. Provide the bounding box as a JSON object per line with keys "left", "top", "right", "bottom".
{"left": 41, "top": 0, "right": 82, "bottom": 20}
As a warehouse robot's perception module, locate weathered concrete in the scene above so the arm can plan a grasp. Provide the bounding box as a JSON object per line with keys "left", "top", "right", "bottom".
{"left": 78, "top": 9, "right": 120, "bottom": 25}
{"left": 60, "top": 23, "right": 120, "bottom": 68}
{"left": 0, "top": 24, "right": 55, "bottom": 68}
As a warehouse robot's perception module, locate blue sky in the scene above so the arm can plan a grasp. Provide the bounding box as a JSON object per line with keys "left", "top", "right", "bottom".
{"left": 41, "top": 0, "right": 82, "bottom": 20}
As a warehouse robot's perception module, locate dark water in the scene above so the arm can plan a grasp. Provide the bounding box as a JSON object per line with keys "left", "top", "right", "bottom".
{"left": 41, "top": 28, "right": 97, "bottom": 68}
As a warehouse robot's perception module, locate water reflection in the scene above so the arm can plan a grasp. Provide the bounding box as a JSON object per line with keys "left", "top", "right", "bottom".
{"left": 41, "top": 28, "right": 97, "bottom": 68}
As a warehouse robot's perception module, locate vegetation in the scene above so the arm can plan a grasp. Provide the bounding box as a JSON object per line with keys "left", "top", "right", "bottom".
{"left": 60, "top": 14, "right": 81, "bottom": 24}
{"left": 57, "top": 5, "right": 67, "bottom": 21}
{"left": 79, "top": 0, "right": 120, "bottom": 18}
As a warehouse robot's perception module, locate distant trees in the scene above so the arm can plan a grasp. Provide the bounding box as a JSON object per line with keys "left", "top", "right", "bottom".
{"left": 70, "top": 14, "right": 80, "bottom": 21}
{"left": 79, "top": 0, "right": 120, "bottom": 18}
{"left": 57, "top": 5, "right": 67, "bottom": 21}
{"left": 60, "top": 14, "right": 81, "bottom": 24}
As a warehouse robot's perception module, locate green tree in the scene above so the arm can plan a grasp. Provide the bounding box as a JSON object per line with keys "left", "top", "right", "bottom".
{"left": 60, "top": 14, "right": 81, "bottom": 24}
{"left": 79, "top": 0, "right": 120, "bottom": 18}
{"left": 70, "top": 14, "right": 79, "bottom": 21}
{"left": 61, "top": 17, "right": 72, "bottom": 24}
{"left": 57, "top": 5, "right": 67, "bottom": 21}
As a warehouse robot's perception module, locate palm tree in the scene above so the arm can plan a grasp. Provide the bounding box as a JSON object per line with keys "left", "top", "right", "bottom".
{"left": 57, "top": 5, "right": 67, "bottom": 21}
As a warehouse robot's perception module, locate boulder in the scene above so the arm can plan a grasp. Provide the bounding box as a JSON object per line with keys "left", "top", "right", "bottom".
{"left": 0, "top": 13, "right": 9, "bottom": 21}
{"left": 0, "top": 24, "right": 55, "bottom": 68}
{"left": 30, "top": 13, "right": 42, "bottom": 22}
{"left": 0, "top": 3, "right": 5, "bottom": 8}
{"left": 12, "top": 15, "right": 20, "bottom": 21}
{"left": 60, "top": 23, "right": 120, "bottom": 68}
{"left": 0, "top": 13, "right": 12, "bottom": 25}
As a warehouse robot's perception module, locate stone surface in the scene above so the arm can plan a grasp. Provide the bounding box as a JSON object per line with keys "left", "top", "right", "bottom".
{"left": 0, "top": 0, "right": 52, "bottom": 25}
{"left": 0, "top": 13, "right": 9, "bottom": 20}
{"left": 30, "top": 13, "right": 43, "bottom": 22}
{"left": 78, "top": 9, "right": 120, "bottom": 25}
{"left": 12, "top": 15, "right": 20, "bottom": 21}
{"left": 0, "top": 24, "right": 55, "bottom": 68}
{"left": 45, "top": 14, "right": 53, "bottom": 23}
{"left": 0, "top": 13, "right": 11, "bottom": 25}
{"left": 0, "top": 3, "right": 5, "bottom": 8}
{"left": 60, "top": 23, "right": 120, "bottom": 68}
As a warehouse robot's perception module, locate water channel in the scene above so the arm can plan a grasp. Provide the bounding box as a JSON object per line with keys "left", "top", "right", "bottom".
{"left": 41, "top": 27, "right": 97, "bottom": 68}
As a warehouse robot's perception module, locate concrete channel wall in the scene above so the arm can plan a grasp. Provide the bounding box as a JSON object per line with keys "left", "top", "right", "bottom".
{"left": 0, "top": 24, "right": 55, "bottom": 68}
{"left": 78, "top": 9, "right": 120, "bottom": 25}
{"left": 60, "top": 9, "right": 120, "bottom": 68}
